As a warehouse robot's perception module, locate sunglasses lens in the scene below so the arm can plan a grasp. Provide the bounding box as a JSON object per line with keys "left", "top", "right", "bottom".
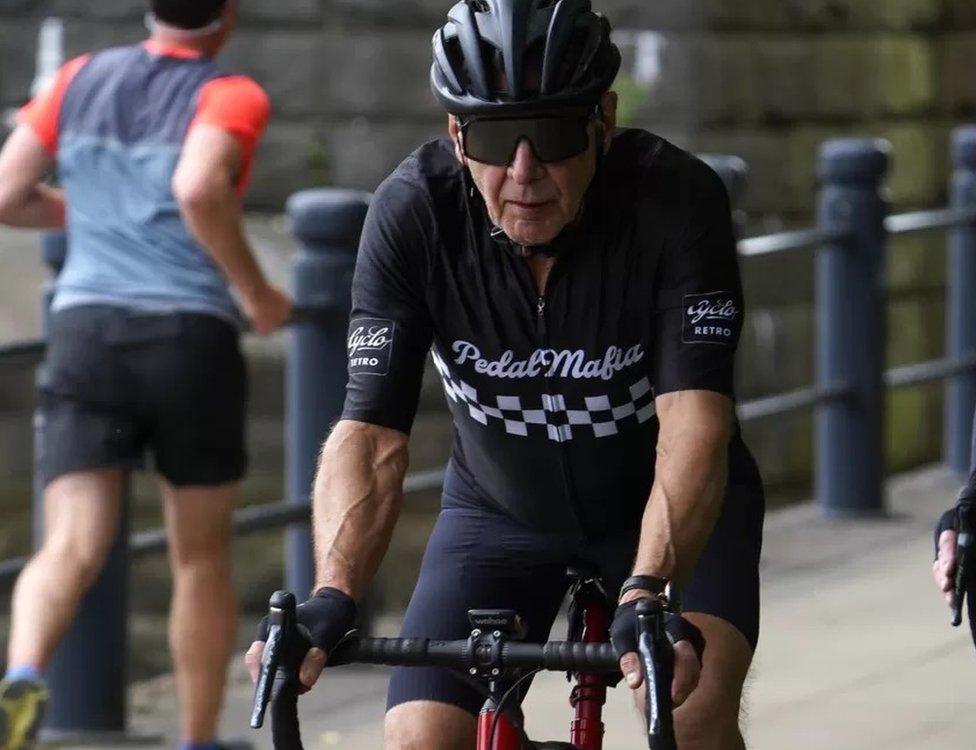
{"left": 463, "top": 117, "right": 591, "bottom": 165}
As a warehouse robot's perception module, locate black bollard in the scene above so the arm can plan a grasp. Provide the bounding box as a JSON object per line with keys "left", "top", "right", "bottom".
{"left": 815, "top": 139, "right": 891, "bottom": 517}
{"left": 945, "top": 126, "right": 976, "bottom": 477}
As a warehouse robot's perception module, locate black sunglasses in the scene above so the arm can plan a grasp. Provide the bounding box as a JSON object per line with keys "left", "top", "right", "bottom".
{"left": 458, "top": 113, "right": 597, "bottom": 166}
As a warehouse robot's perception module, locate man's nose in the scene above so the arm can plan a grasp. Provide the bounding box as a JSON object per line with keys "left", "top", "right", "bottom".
{"left": 508, "top": 138, "right": 545, "bottom": 183}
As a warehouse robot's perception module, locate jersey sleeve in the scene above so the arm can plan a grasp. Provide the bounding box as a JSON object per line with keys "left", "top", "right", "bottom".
{"left": 651, "top": 166, "right": 744, "bottom": 398}
{"left": 340, "top": 172, "right": 436, "bottom": 433}
{"left": 17, "top": 55, "right": 91, "bottom": 155}
{"left": 189, "top": 75, "right": 271, "bottom": 194}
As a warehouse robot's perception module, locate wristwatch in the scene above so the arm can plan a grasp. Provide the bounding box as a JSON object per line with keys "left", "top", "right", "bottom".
{"left": 618, "top": 574, "right": 669, "bottom": 601}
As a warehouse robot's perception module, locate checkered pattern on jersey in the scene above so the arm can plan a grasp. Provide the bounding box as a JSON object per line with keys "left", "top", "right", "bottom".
{"left": 430, "top": 350, "right": 656, "bottom": 443}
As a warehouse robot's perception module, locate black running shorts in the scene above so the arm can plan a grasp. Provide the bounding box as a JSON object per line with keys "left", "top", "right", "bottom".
{"left": 36, "top": 305, "right": 248, "bottom": 487}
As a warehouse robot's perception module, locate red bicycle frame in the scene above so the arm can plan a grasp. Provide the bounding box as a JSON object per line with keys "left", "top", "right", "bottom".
{"left": 570, "top": 594, "right": 610, "bottom": 750}
{"left": 474, "top": 576, "right": 612, "bottom": 750}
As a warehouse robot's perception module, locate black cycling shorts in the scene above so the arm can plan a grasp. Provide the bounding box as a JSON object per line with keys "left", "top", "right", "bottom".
{"left": 387, "top": 475, "right": 764, "bottom": 716}
{"left": 36, "top": 305, "right": 248, "bottom": 488}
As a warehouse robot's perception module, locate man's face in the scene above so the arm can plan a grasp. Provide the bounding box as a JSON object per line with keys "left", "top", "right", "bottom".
{"left": 450, "top": 91, "right": 618, "bottom": 247}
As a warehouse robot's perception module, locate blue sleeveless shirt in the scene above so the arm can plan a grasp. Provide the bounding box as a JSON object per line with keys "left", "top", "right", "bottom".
{"left": 53, "top": 45, "right": 239, "bottom": 323}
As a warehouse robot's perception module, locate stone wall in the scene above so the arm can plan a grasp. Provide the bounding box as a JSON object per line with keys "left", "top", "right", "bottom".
{"left": 1, "top": 0, "right": 975, "bottom": 498}
{"left": 0, "top": 1, "right": 970, "bottom": 214}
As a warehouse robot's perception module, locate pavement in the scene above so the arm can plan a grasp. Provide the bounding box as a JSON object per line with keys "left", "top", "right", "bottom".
{"left": 113, "top": 464, "right": 976, "bottom": 749}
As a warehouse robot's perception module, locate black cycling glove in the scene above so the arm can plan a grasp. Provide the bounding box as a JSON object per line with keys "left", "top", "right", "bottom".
{"left": 256, "top": 587, "right": 358, "bottom": 656}
{"left": 934, "top": 493, "right": 976, "bottom": 558}
{"left": 610, "top": 599, "right": 706, "bottom": 665}
{"left": 935, "top": 507, "right": 959, "bottom": 560}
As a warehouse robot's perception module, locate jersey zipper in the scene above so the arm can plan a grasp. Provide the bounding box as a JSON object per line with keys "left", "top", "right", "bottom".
{"left": 535, "top": 285, "right": 587, "bottom": 538}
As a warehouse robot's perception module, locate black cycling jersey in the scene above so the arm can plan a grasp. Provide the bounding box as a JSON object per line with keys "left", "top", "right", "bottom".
{"left": 342, "top": 129, "right": 754, "bottom": 538}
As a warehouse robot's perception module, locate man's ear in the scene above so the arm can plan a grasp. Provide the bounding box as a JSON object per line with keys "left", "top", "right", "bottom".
{"left": 600, "top": 91, "right": 618, "bottom": 154}
{"left": 448, "top": 114, "right": 467, "bottom": 166}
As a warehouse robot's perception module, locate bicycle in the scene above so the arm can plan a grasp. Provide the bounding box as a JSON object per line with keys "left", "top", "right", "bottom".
{"left": 250, "top": 566, "right": 678, "bottom": 750}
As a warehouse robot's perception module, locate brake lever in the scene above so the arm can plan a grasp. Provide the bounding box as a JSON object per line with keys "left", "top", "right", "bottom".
{"left": 250, "top": 590, "right": 311, "bottom": 749}
{"left": 636, "top": 598, "right": 676, "bottom": 750}
{"left": 951, "top": 501, "right": 974, "bottom": 628}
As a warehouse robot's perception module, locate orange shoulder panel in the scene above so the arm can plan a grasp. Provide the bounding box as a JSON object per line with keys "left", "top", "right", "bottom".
{"left": 17, "top": 54, "right": 92, "bottom": 155}
{"left": 190, "top": 76, "right": 272, "bottom": 194}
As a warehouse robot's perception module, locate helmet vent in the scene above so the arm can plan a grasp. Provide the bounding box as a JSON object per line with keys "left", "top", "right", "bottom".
{"left": 432, "top": 0, "right": 621, "bottom": 115}
{"left": 554, "top": 28, "right": 589, "bottom": 89}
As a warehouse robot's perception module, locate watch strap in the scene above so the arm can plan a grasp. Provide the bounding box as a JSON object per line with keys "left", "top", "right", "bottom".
{"left": 619, "top": 574, "right": 669, "bottom": 600}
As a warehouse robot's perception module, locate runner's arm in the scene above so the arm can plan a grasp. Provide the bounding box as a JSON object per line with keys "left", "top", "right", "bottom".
{"left": 0, "top": 125, "right": 64, "bottom": 229}
{"left": 172, "top": 124, "right": 273, "bottom": 304}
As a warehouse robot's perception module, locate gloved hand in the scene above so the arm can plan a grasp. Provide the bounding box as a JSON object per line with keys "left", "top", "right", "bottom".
{"left": 246, "top": 587, "right": 358, "bottom": 691}
{"left": 610, "top": 598, "right": 705, "bottom": 706}
{"left": 933, "top": 501, "right": 975, "bottom": 606}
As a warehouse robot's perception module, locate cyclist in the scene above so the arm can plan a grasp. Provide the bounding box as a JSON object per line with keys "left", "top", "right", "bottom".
{"left": 933, "top": 410, "right": 976, "bottom": 647}
{"left": 247, "top": 1, "right": 764, "bottom": 747}
{"left": 0, "top": 1, "right": 289, "bottom": 748}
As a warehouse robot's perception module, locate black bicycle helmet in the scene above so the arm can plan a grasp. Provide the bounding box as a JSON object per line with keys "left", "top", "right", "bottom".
{"left": 431, "top": 0, "right": 621, "bottom": 117}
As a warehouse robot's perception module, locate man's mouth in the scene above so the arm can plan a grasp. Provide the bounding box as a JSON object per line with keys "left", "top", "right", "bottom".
{"left": 508, "top": 199, "right": 551, "bottom": 209}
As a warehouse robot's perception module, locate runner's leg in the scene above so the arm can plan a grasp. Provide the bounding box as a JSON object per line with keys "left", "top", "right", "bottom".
{"left": 7, "top": 469, "right": 124, "bottom": 669}
{"left": 161, "top": 480, "right": 238, "bottom": 745}
{"left": 144, "top": 313, "right": 246, "bottom": 744}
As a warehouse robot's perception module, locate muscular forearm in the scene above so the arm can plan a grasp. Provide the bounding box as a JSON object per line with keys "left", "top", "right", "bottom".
{"left": 311, "top": 421, "right": 409, "bottom": 600}
{"left": 632, "top": 395, "right": 731, "bottom": 586}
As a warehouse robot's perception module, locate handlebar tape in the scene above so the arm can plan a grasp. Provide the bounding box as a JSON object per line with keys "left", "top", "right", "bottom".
{"left": 269, "top": 674, "right": 304, "bottom": 750}
{"left": 329, "top": 637, "right": 621, "bottom": 674}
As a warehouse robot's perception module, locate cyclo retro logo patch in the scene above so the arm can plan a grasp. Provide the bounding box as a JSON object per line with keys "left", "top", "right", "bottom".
{"left": 347, "top": 318, "right": 395, "bottom": 375}
{"left": 682, "top": 292, "right": 740, "bottom": 345}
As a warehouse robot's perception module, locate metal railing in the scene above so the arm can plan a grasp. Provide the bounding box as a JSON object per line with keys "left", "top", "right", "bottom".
{"left": 1, "top": 128, "right": 976, "bottom": 738}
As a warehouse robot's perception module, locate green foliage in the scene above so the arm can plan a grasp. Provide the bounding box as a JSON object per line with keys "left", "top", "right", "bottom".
{"left": 307, "top": 140, "right": 331, "bottom": 186}
{"left": 613, "top": 74, "right": 650, "bottom": 128}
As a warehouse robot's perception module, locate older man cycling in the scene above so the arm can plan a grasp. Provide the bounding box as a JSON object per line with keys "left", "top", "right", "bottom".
{"left": 248, "top": 1, "right": 765, "bottom": 747}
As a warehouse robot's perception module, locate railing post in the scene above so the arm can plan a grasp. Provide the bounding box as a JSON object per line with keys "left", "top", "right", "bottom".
{"left": 35, "top": 232, "right": 131, "bottom": 741}
{"left": 945, "top": 126, "right": 976, "bottom": 476}
{"left": 285, "top": 189, "right": 370, "bottom": 596}
{"left": 699, "top": 154, "right": 749, "bottom": 235}
{"left": 816, "top": 139, "right": 891, "bottom": 517}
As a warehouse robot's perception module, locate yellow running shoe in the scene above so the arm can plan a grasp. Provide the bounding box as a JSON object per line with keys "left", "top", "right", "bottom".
{"left": 0, "top": 678, "right": 48, "bottom": 750}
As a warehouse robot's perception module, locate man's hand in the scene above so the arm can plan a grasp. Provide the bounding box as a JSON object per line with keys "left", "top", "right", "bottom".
{"left": 245, "top": 639, "right": 327, "bottom": 692}
{"left": 241, "top": 283, "right": 293, "bottom": 336}
{"left": 932, "top": 506, "right": 960, "bottom": 607}
{"left": 610, "top": 591, "right": 704, "bottom": 706}
{"left": 933, "top": 527, "right": 958, "bottom": 608}
{"left": 617, "top": 635, "right": 701, "bottom": 706}
{"left": 245, "top": 587, "right": 357, "bottom": 691}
